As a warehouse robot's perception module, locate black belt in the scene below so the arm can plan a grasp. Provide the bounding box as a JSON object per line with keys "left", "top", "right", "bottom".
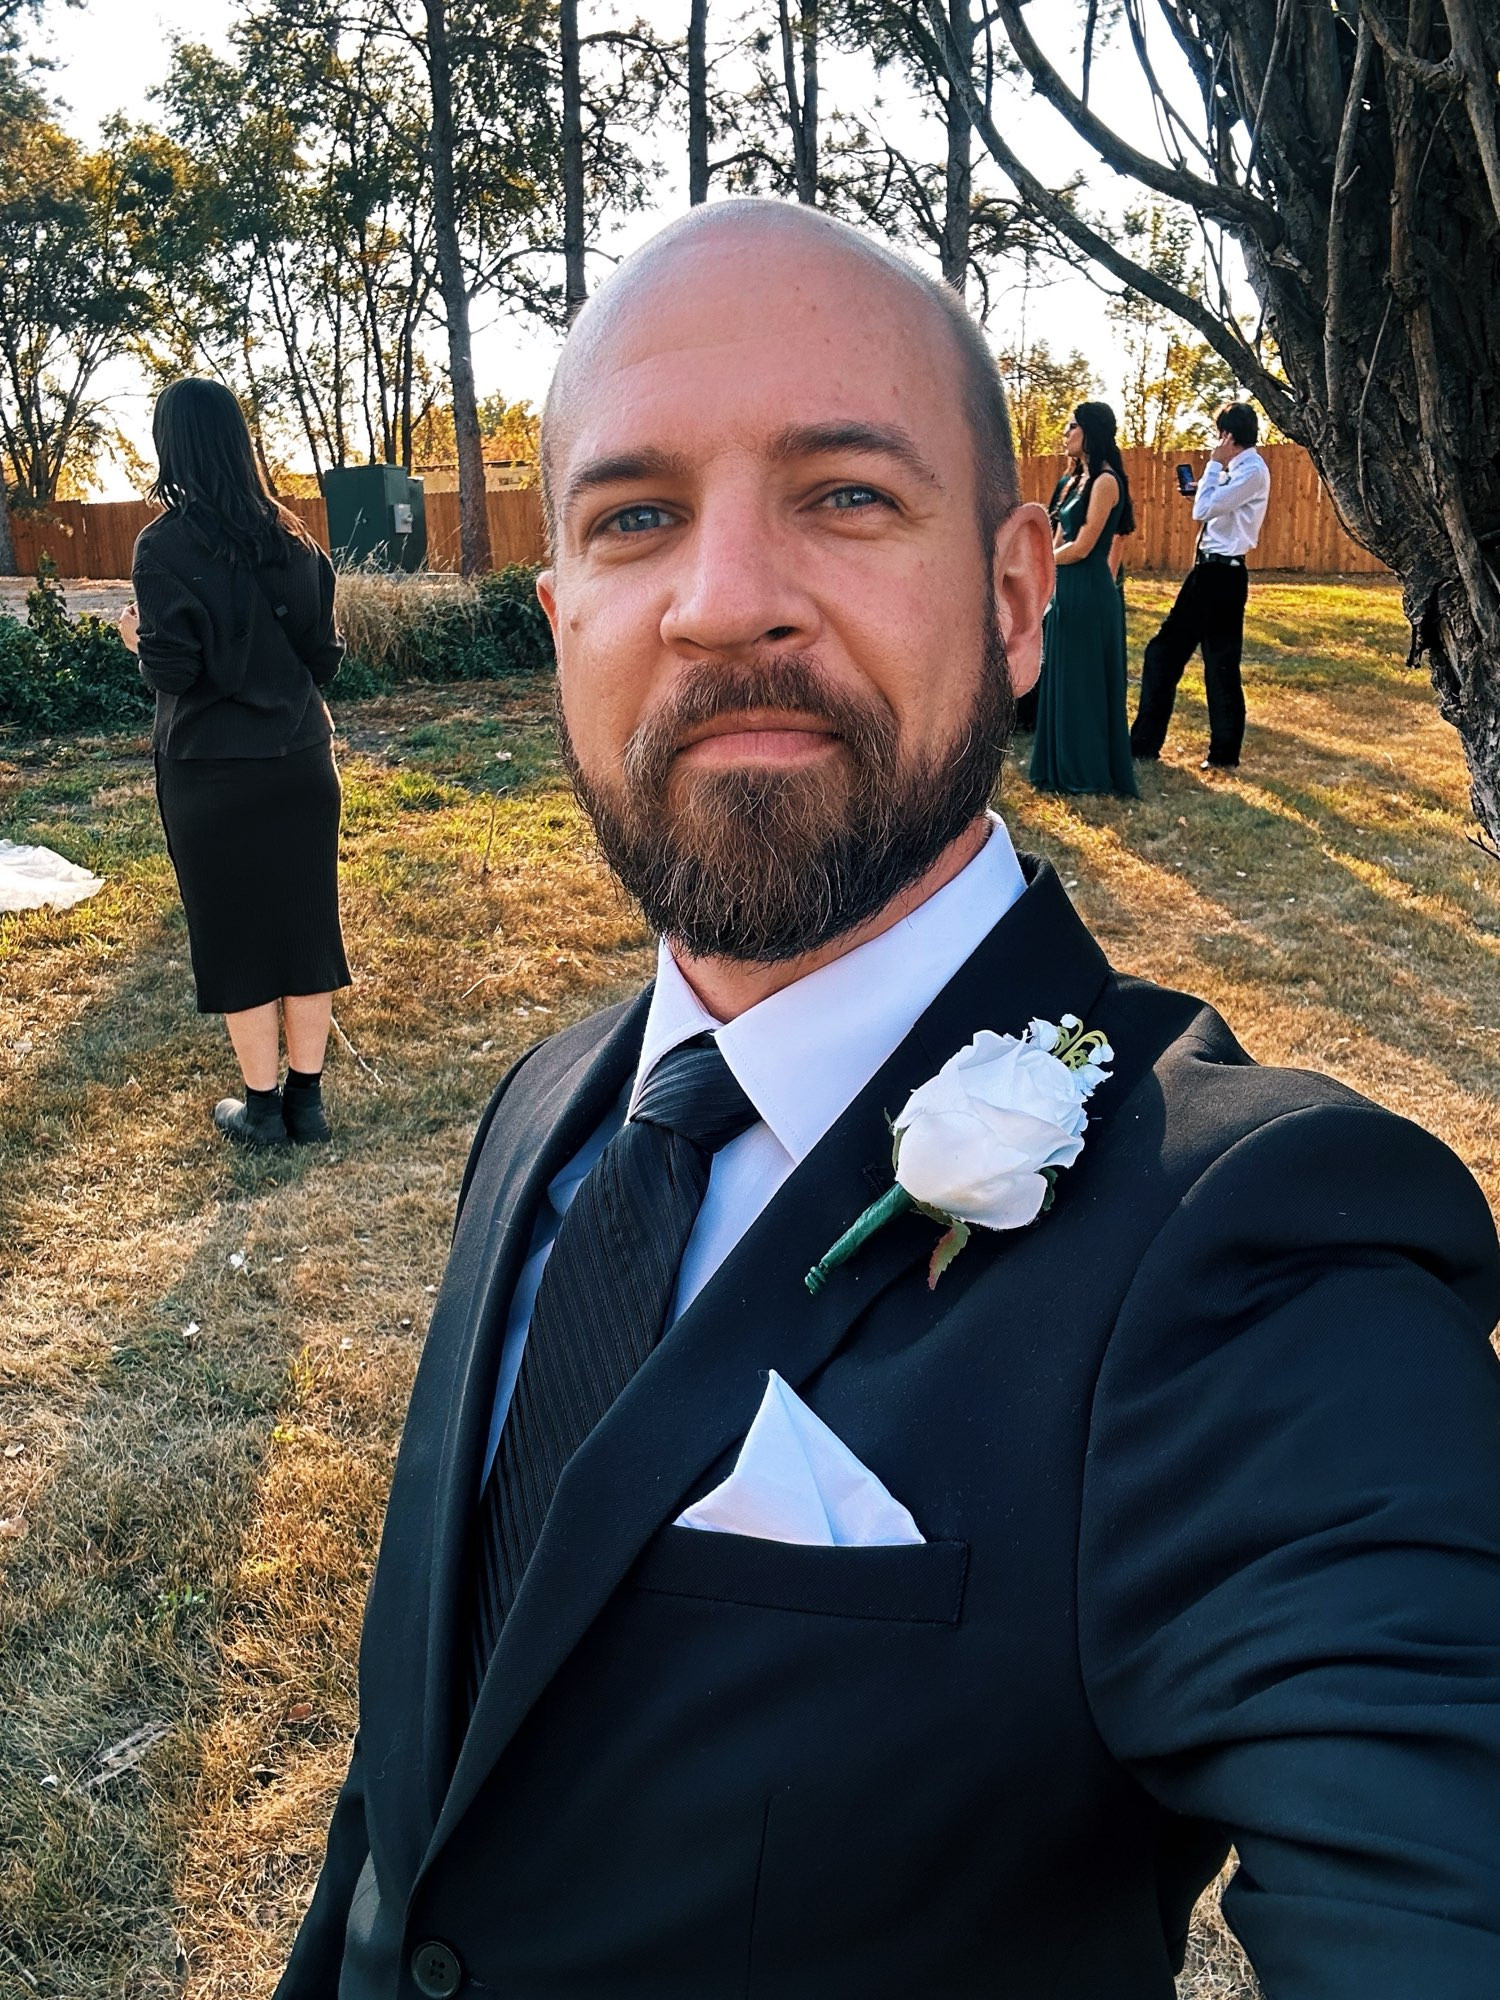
{"left": 1196, "top": 550, "right": 1246, "bottom": 567}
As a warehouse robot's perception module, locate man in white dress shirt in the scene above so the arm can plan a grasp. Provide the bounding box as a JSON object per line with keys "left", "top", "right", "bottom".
{"left": 1130, "top": 402, "right": 1271, "bottom": 770}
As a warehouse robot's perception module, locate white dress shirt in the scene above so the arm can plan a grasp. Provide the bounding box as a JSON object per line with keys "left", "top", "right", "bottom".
{"left": 1192, "top": 447, "right": 1270, "bottom": 556}
{"left": 480, "top": 813, "right": 1028, "bottom": 1483}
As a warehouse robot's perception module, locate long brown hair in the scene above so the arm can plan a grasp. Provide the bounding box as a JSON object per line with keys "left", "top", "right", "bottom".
{"left": 150, "top": 378, "right": 311, "bottom": 566}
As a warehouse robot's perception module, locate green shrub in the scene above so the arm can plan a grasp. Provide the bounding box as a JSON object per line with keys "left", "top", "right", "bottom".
{"left": 0, "top": 559, "right": 554, "bottom": 737}
{"left": 334, "top": 563, "right": 553, "bottom": 696}
{"left": 0, "top": 560, "right": 150, "bottom": 735}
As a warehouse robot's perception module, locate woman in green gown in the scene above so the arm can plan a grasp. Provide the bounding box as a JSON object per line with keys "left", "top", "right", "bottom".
{"left": 1030, "top": 402, "right": 1138, "bottom": 798}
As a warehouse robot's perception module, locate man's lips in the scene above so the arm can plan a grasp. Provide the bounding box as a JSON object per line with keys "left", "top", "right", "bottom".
{"left": 674, "top": 714, "right": 842, "bottom": 766}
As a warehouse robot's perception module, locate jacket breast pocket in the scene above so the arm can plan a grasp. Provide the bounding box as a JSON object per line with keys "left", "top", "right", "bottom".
{"left": 631, "top": 1525, "right": 969, "bottom": 1625}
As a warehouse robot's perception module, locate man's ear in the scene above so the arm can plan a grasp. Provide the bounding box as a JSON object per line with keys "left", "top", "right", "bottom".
{"left": 991, "top": 503, "right": 1055, "bottom": 700}
{"left": 536, "top": 567, "right": 560, "bottom": 645}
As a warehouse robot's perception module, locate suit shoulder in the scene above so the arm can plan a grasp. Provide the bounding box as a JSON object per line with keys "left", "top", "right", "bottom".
{"left": 1091, "top": 971, "right": 1497, "bottom": 1316}
{"left": 1103, "top": 966, "right": 1376, "bottom": 1138}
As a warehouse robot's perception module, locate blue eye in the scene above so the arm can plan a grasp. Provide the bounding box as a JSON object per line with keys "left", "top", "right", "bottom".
{"left": 825, "top": 486, "right": 888, "bottom": 511}
{"left": 608, "top": 505, "right": 670, "bottom": 534}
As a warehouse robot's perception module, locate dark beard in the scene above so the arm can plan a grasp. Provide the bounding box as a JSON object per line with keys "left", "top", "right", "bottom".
{"left": 559, "top": 626, "right": 1014, "bottom": 964}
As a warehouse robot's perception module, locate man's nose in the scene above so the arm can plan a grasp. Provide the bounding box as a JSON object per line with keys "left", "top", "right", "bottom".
{"left": 659, "top": 499, "right": 816, "bottom": 656}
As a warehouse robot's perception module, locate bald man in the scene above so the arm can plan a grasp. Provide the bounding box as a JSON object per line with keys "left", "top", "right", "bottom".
{"left": 277, "top": 203, "right": 1500, "bottom": 2000}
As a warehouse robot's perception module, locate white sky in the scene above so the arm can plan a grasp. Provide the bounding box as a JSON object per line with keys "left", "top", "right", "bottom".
{"left": 36, "top": 0, "right": 1235, "bottom": 495}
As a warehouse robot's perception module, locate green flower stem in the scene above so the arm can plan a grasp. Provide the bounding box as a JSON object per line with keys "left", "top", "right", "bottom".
{"left": 805, "top": 1182, "right": 915, "bottom": 1295}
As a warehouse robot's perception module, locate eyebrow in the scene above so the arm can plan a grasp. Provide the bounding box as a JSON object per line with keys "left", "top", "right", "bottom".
{"left": 560, "top": 447, "right": 696, "bottom": 522}
{"left": 560, "top": 420, "right": 944, "bottom": 524}
{"left": 767, "top": 420, "right": 943, "bottom": 489}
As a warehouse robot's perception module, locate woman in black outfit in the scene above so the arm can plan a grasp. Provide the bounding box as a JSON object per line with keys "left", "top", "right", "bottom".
{"left": 118, "top": 378, "right": 350, "bottom": 1147}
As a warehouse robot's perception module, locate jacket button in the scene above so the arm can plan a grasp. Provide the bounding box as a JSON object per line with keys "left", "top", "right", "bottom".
{"left": 410, "top": 1940, "right": 463, "bottom": 1997}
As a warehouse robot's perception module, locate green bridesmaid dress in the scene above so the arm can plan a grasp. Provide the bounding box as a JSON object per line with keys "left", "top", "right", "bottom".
{"left": 1029, "top": 483, "right": 1138, "bottom": 798}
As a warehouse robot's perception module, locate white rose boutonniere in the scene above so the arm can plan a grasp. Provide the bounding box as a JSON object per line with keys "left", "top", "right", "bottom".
{"left": 805, "top": 1016, "right": 1113, "bottom": 1294}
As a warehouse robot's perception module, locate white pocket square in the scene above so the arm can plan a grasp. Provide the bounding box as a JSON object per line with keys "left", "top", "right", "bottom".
{"left": 674, "top": 1371, "right": 925, "bottom": 1547}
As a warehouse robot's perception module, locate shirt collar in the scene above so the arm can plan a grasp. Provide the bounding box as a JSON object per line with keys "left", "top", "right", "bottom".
{"left": 630, "top": 813, "right": 1027, "bottom": 1165}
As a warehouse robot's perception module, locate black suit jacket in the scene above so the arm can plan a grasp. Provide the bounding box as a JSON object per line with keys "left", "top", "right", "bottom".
{"left": 278, "top": 859, "right": 1500, "bottom": 2000}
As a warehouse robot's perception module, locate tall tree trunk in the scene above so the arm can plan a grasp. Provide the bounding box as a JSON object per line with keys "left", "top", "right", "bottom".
{"left": 688, "top": 0, "right": 710, "bottom": 204}
{"left": 425, "top": 0, "right": 493, "bottom": 575}
{"left": 778, "top": 0, "right": 818, "bottom": 204}
{"left": 800, "top": 0, "right": 818, "bottom": 201}
{"left": 561, "top": 0, "right": 588, "bottom": 319}
{"left": 0, "top": 496, "right": 16, "bottom": 579}
{"left": 940, "top": 0, "right": 973, "bottom": 292}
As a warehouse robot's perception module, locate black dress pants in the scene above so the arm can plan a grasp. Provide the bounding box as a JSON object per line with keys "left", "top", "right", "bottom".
{"left": 1130, "top": 559, "right": 1249, "bottom": 766}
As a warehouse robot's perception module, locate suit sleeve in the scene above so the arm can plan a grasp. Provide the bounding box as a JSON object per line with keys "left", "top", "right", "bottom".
{"left": 273, "top": 1735, "right": 369, "bottom": 1999}
{"left": 1078, "top": 1102, "right": 1500, "bottom": 1998}
{"left": 132, "top": 554, "right": 208, "bottom": 693}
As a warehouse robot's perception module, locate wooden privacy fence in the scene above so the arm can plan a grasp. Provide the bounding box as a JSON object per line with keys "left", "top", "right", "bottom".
{"left": 1018, "top": 443, "right": 1385, "bottom": 575}
{"left": 6, "top": 487, "right": 546, "bottom": 581}
{"left": 7, "top": 445, "right": 1381, "bottom": 579}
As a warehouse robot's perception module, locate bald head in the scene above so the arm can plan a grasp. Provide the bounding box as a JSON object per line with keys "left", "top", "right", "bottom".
{"left": 540, "top": 199, "right": 1017, "bottom": 552}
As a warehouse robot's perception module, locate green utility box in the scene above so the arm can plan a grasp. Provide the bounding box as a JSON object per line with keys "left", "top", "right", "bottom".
{"left": 321, "top": 464, "right": 428, "bottom": 572}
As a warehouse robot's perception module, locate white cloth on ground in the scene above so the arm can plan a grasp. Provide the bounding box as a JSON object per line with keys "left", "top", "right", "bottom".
{"left": 0, "top": 840, "right": 104, "bottom": 913}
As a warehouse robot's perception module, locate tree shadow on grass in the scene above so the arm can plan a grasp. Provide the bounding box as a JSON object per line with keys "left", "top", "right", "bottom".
{"left": 1011, "top": 760, "right": 1500, "bottom": 1123}
{"left": 0, "top": 902, "right": 338, "bottom": 1993}
{"left": 0, "top": 1217, "right": 315, "bottom": 1995}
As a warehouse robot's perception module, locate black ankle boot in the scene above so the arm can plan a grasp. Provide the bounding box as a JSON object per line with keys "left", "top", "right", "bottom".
{"left": 281, "top": 1073, "right": 331, "bottom": 1145}
{"left": 214, "top": 1086, "right": 288, "bottom": 1147}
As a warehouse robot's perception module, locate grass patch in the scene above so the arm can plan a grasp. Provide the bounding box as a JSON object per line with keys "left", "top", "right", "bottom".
{"left": 0, "top": 579, "right": 1493, "bottom": 1999}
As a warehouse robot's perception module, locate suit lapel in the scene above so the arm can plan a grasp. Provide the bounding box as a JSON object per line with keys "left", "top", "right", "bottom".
{"left": 363, "top": 988, "right": 652, "bottom": 1837}
{"left": 424, "top": 858, "right": 1111, "bottom": 1864}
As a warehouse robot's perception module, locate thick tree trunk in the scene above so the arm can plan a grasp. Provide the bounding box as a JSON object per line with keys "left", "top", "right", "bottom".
{"left": 940, "top": 0, "right": 974, "bottom": 292}
{"left": 0, "top": 500, "right": 16, "bottom": 579}
{"left": 425, "top": 0, "right": 492, "bottom": 576}
{"left": 688, "top": 0, "right": 710, "bottom": 204}
{"left": 561, "top": 0, "right": 587, "bottom": 319}
{"left": 1219, "top": 5, "right": 1500, "bottom": 848}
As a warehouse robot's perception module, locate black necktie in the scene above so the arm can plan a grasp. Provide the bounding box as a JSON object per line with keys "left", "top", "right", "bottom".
{"left": 466, "top": 1034, "right": 759, "bottom": 1705}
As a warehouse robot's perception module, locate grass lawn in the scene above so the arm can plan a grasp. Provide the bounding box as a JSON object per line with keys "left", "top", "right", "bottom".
{"left": 2, "top": 574, "right": 1495, "bottom": 1998}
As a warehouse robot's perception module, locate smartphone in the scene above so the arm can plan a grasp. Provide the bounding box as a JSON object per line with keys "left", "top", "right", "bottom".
{"left": 1175, "top": 462, "right": 1195, "bottom": 494}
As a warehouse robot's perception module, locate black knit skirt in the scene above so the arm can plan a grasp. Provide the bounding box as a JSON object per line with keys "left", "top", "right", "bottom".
{"left": 155, "top": 740, "right": 351, "bottom": 1014}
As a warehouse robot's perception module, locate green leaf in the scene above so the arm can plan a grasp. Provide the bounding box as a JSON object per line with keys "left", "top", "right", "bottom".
{"left": 927, "top": 1220, "right": 970, "bottom": 1290}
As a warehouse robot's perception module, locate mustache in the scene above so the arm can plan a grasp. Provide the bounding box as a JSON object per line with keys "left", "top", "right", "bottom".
{"left": 622, "top": 656, "right": 896, "bottom": 793}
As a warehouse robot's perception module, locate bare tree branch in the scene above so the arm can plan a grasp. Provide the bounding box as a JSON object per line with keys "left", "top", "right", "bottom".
{"left": 1323, "top": 12, "right": 1373, "bottom": 409}
{"left": 1438, "top": 0, "right": 1500, "bottom": 228}
{"left": 1358, "top": 1, "right": 1462, "bottom": 92}
{"left": 918, "top": 0, "right": 1290, "bottom": 416}
{"left": 986, "top": 0, "right": 1280, "bottom": 241}
{"left": 1244, "top": 0, "right": 1292, "bottom": 183}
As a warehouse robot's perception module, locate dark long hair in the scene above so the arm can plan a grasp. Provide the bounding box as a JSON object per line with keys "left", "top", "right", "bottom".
{"left": 150, "top": 378, "right": 310, "bottom": 566}
{"left": 1066, "top": 400, "right": 1135, "bottom": 537}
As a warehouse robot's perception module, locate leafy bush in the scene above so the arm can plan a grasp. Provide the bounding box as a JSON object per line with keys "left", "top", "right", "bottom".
{"left": 0, "top": 559, "right": 555, "bottom": 737}
{"left": 0, "top": 559, "right": 151, "bottom": 735}
{"left": 334, "top": 563, "right": 553, "bottom": 696}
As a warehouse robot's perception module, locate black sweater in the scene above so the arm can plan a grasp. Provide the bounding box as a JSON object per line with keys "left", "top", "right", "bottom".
{"left": 133, "top": 511, "right": 344, "bottom": 759}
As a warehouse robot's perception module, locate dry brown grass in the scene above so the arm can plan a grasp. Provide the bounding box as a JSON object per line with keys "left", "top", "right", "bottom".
{"left": 329, "top": 567, "right": 485, "bottom": 673}
{"left": 0, "top": 576, "right": 1490, "bottom": 1997}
